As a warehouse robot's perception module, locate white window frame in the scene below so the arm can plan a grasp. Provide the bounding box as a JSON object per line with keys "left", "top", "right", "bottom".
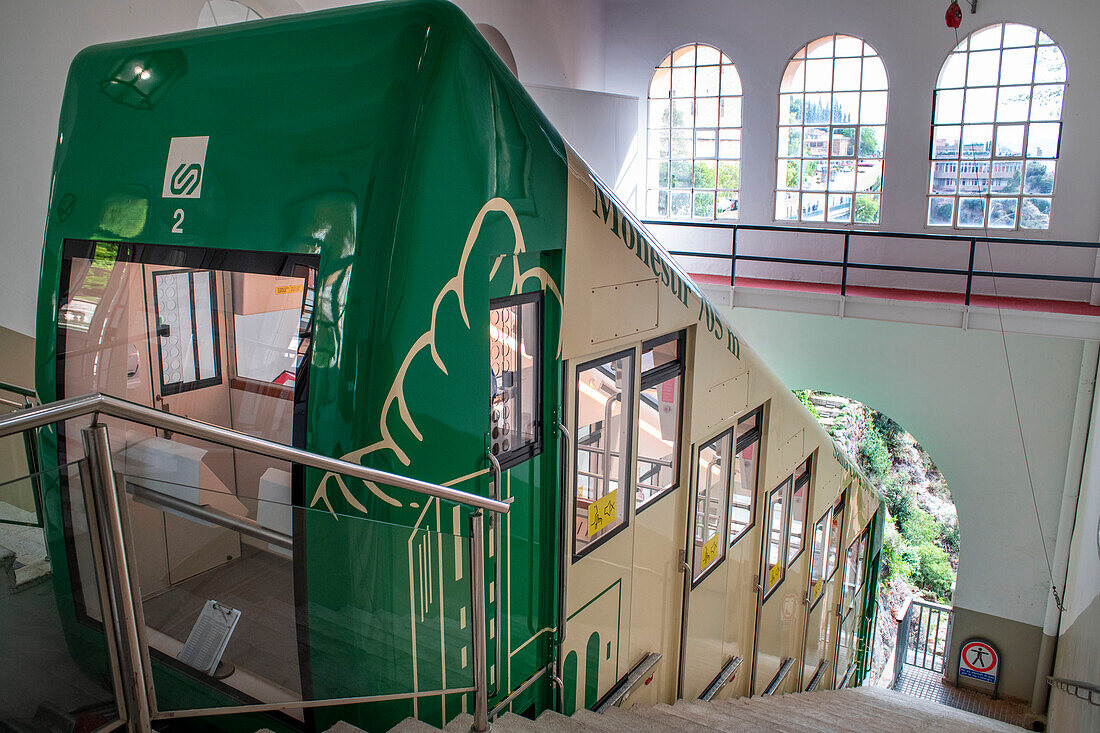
{"left": 647, "top": 43, "right": 743, "bottom": 221}
{"left": 775, "top": 34, "right": 888, "bottom": 226}
{"left": 927, "top": 23, "right": 1066, "bottom": 231}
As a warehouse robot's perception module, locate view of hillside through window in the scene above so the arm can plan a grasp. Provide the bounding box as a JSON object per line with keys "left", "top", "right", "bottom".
{"left": 777, "top": 35, "right": 887, "bottom": 225}
{"left": 648, "top": 43, "right": 742, "bottom": 220}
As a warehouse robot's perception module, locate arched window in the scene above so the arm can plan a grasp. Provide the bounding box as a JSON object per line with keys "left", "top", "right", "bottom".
{"left": 648, "top": 44, "right": 742, "bottom": 220}
{"left": 928, "top": 24, "right": 1066, "bottom": 230}
{"left": 776, "top": 35, "right": 888, "bottom": 225}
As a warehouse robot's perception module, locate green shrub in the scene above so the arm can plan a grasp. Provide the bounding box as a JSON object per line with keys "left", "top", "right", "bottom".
{"left": 915, "top": 543, "right": 954, "bottom": 601}
{"left": 883, "top": 475, "right": 913, "bottom": 528}
{"left": 794, "top": 390, "right": 820, "bottom": 419}
{"left": 940, "top": 517, "right": 960, "bottom": 556}
{"left": 882, "top": 522, "right": 914, "bottom": 583}
{"left": 870, "top": 409, "right": 903, "bottom": 451}
{"left": 901, "top": 509, "right": 939, "bottom": 546}
{"left": 859, "top": 415, "right": 891, "bottom": 480}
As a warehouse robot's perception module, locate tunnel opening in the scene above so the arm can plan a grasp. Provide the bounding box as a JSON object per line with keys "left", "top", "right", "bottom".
{"left": 795, "top": 390, "right": 960, "bottom": 685}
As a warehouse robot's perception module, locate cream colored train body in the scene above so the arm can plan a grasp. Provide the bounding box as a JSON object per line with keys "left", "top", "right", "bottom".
{"left": 554, "top": 146, "right": 881, "bottom": 712}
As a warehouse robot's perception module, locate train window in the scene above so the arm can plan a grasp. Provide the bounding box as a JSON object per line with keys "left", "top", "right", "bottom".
{"left": 787, "top": 457, "right": 811, "bottom": 565}
{"left": 729, "top": 408, "right": 762, "bottom": 545}
{"left": 574, "top": 349, "right": 634, "bottom": 557}
{"left": 856, "top": 528, "right": 868, "bottom": 592}
{"left": 230, "top": 267, "right": 314, "bottom": 390}
{"left": 826, "top": 492, "right": 845, "bottom": 580}
{"left": 693, "top": 429, "right": 732, "bottom": 582}
{"left": 808, "top": 510, "right": 830, "bottom": 606}
{"left": 153, "top": 269, "right": 222, "bottom": 394}
{"left": 762, "top": 478, "right": 789, "bottom": 596}
{"left": 636, "top": 333, "right": 683, "bottom": 511}
{"left": 841, "top": 536, "right": 859, "bottom": 610}
{"left": 490, "top": 293, "right": 542, "bottom": 467}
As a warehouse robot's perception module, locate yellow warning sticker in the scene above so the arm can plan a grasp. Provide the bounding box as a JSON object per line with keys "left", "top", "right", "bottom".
{"left": 768, "top": 562, "right": 782, "bottom": 588}
{"left": 587, "top": 489, "right": 618, "bottom": 536}
{"left": 700, "top": 533, "right": 719, "bottom": 570}
{"left": 275, "top": 284, "right": 304, "bottom": 295}
{"left": 812, "top": 579, "right": 823, "bottom": 601}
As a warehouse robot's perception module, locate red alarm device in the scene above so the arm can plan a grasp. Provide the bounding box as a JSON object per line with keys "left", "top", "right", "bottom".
{"left": 946, "top": 1, "right": 963, "bottom": 29}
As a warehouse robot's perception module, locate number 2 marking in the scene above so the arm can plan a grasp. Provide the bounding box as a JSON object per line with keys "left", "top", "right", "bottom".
{"left": 172, "top": 208, "right": 185, "bottom": 234}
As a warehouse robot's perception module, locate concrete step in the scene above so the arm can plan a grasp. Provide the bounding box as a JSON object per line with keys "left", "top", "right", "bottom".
{"left": 567, "top": 709, "right": 624, "bottom": 731}
{"left": 366, "top": 684, "right": 1031, "bottom": 732}
{"left": 441, "top": 713, "right": 474, "bottom": 733}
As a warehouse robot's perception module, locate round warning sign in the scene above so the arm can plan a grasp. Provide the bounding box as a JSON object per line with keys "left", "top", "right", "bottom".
{"left": 958, "top": 639, "right": 999, "bottom": 688}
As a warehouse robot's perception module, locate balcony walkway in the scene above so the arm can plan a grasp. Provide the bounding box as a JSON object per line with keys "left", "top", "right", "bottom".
{"left": 693, "top": 273, "right": 1100, "bottom": 318}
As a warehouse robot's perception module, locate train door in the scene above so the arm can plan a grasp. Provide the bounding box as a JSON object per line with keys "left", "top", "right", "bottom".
{"left": 799, "top": 490, "right": 841, "bottom": 689}
{"left": 623, "top": 333, "right": 686, "bottom": 707}
{"left": 487, "top": 286, "right": 561, "bottom": 704}
{"left": 144, "top": 265, "right": 240, "bottom": 585}
{"left": 751, "top": 458, "right": 811, "bottom": 695}
{"left": 560, "top": 347, "right": 637, "bottom": 713}
{"left": 678, "top": 409, "right": 762, "bottom": 699}
{"left": 834, "top": 524, "right": 869, "bottom": 686}
{"left": 57, "top": 241, "right": 317, "bottom": 712}
{"left": 820, "top": 490, "right": 846, "bottom": 688}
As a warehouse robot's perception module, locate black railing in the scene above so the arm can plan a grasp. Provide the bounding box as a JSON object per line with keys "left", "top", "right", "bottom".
{"left": 643, "top": 220, "right": 1100, "bottom": 307}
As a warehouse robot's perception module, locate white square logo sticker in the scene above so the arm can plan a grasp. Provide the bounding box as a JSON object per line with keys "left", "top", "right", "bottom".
{"left": 162, "top": 136, "right": 209, "bottom": 199}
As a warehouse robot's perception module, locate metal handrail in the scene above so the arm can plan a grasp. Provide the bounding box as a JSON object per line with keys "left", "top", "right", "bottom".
{"left": 699, "top": 655, "right": 742, "bottom": 701}
{"left": 1, "top": 396, "right": 500, "bottom": 731}
{"left": 0, "top": 392, "right": 510, "bottom": 514}
{"left": 0, "top": 379, "right": 36, "bottom": 399}
{"left": 594, "top": 652, "right": 662, "bottom": 712}
{"left": 644, "top": 219, "right": 1100, "bottom": 307}
{"left": 762, "top": 657, "right": 795, "bottom": 696}
{"left": 1047, "top": 676, "right": 1100, "bottom": 707}
{"left": 128, "top": 483, "right": 292, "bottom": 550}
{"left": 805, "top": 658, "right": 830, "bottom": 691}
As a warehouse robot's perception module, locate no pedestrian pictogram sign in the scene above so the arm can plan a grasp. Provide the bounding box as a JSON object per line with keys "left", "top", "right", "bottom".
{"left": 958, "top": 639, "right": 1000, "bottom": 687}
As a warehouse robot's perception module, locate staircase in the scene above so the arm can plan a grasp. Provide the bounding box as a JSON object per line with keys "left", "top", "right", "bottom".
{"left": 373, "top": 687, "right": 1025, "bottom": 732}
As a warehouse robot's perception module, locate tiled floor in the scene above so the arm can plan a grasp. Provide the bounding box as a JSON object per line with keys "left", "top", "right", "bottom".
{"left": 894, "top": 663, "right": 1040, "bottom": 729}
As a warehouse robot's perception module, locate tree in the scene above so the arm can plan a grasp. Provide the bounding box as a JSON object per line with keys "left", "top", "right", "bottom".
{"left": 959, "top": 198, "right": 984, "bottom": 225}
{"left": 1024, "top": 163, "right": 1054, "bottom": 195}
{"left": 859, "top": 128, "right": 880, "bottom": 157}
{"left": 854, "top": 194, "right": 879, "bottom": 223}
{"left": 930, "top": 199, "right": 953, "bottom": 225}
{"left": 785, "top": 160, "right": 799, "bottom": 188}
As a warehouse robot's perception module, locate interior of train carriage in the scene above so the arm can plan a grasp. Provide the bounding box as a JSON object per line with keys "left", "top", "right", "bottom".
{"left": 572, "top": 333, "right": 682, "bottom": 553}
{"left": 56, "top": 239, "right": 317, "bottom": 712}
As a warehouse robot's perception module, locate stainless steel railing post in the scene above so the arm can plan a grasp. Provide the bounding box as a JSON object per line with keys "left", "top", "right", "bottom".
{"left": 469, "top": 510, "right": 490, "bottom": 732}
{"left": 82, "top": 424, "right": 153, "bottom": 731}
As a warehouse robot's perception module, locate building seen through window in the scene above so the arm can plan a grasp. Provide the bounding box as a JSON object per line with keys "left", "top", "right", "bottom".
{"left": 928, "top": 23, "right": 1066, "bottom": 229}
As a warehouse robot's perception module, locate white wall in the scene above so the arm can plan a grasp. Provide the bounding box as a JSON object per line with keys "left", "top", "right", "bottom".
{"left": 524, "top": 84, "right": 638, "bottom": 192}
{"left": 725, "top": 304, "right": 1088, "bottom": 629}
